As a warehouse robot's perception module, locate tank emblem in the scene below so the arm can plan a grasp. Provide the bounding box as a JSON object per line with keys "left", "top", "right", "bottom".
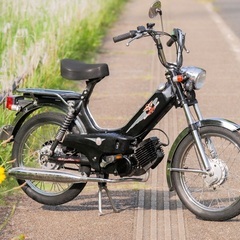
{"left": 126, "top": 98, "right": 159, "bottom": 132}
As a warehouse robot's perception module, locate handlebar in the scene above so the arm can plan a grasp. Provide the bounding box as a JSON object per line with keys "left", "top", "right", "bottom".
{"left": 113, "top": 25, "right": 187, "bottom": 69}
{"left": 113, "top": 30, "right": 137, "bottom": 43}
{"left": 166, "top": 28, "right": 179, "bottom": 47}
{"left": 166, "top": 36, "right": 177, "bottom": 47}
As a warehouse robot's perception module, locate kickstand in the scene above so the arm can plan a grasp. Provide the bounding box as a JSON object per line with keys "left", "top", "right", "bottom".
{"left": 98, "top": 182, "right": 120, "bottom": 216}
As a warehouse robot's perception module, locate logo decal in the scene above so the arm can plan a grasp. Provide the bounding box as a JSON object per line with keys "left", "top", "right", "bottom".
{"left": 143, "top": 99, "right": 159, "bottom": 118}
{"left": 86, "top": 137, "right": 105, "bottom": 146}
{"left": 126, "top": 98, "right": 159, "bottom": 132}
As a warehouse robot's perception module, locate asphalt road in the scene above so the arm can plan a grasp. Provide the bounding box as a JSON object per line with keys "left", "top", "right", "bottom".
{"left": 214, "top": 0, "right": 240, "bottom": 38}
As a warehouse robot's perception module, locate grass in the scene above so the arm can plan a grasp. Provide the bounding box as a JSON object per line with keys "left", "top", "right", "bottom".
{"left": 0, "top": 0, "right": 128, "bottom": 199}
{"left": 1, "top": 0, "right": 128, "bottom": 89}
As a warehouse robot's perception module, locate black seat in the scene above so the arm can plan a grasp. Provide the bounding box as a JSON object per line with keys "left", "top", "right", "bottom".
{"left": 61, "top": 59, "right": 109, "bottom": 81}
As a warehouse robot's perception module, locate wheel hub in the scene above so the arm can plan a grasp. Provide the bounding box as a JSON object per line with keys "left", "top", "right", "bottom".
{"left": 38, "top": 141, "right": 63, "bottom": 169}
{"left": 203, "top": 159, "right": 228, "bottom": 187}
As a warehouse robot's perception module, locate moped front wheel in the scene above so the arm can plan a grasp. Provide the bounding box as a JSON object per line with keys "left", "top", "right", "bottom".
{"left": 172, "top": 126, "right": 240, "bottom": 221}
{"left": 12, "top": 112, "right": 90, "bottom": 205}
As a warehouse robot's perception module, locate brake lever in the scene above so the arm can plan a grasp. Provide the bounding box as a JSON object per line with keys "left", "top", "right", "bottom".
{"left": 182, "top": 33, "right": 190, "bottom": 53}
{"left": 183, "top": 45, "right": 190, "bottom": 53}
{"left": 126, "top": 33, "right": 144, "bottom": 46}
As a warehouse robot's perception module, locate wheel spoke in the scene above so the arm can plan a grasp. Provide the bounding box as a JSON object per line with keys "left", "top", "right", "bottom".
{"left": 173, "top": 126, "right": 240, "bottom": 220}
{"left": 16, "top": 114, "right": 73, "bottom": 195}
{"left": 13, "top": 112, "right": 88, "bottom": 205}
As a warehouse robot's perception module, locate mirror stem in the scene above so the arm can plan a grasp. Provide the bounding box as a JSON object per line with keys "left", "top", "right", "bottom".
{"left": 159, "top": 13, "right": 164, "bottom": 31}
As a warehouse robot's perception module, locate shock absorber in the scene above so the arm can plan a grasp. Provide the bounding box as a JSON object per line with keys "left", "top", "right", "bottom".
{"left": 56, "top": 109, "right": 75, "bottom": 140}
{"left": 49, "top": 86, "right": 91, "bottom": 154}
{"left": 50, "top": 102, "right": 76, "bottom": 153}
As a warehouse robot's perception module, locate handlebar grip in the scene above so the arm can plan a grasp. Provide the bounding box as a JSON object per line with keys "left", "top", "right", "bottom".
{"left": 166, "top": 35, "right": 177, "bottom": 47}
{"left": 113, "top": 30, "right": 137, "bottom": 43}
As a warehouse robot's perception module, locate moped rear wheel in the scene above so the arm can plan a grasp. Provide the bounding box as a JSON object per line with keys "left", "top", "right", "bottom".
{"left": 12, "top": 112, "right": 90, "bottom": 205}
{"left": 172, "top": 126, "right": 240, "bottom": 221}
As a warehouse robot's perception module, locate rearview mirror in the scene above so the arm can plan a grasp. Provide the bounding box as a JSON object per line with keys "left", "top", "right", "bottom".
{"left": 148, "top": 1, "right": 162, "bottom": 18}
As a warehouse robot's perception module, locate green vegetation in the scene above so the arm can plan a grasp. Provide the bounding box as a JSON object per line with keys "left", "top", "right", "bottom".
{"left": 0, "top": 0, "right": 127, "bottom": 198}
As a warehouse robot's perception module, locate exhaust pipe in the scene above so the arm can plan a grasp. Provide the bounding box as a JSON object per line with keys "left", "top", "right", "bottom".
{"left": 8, "top": 167, "right": 149, "bottom": 183}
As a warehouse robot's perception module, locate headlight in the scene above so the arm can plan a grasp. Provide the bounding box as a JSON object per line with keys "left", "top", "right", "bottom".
{"left": 181, "top": 66, "right": 206, "bottom": 90}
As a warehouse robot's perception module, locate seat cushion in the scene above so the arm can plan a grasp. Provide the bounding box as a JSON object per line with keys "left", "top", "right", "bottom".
{"left": 61, "top": 59, "right": 109, "bottom": 80}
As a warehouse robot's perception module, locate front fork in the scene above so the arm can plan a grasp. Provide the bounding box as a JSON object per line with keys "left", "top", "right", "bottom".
{"left": 182, "top": 101, "right": 212, "bottom": 171}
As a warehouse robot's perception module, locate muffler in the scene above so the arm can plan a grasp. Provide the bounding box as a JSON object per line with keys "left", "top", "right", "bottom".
{"left": 8, "top": 167, "right": 149, "bottom": 183}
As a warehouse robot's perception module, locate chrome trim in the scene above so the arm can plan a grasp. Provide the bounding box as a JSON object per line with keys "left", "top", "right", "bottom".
{"left": 193, "top": 103, "right": 203, "bottom": 120}
{"left": 17, "top": 88, "right": 79, "bottom": 106}
{"left": 8, "top": 167, "right": 150, "bottom": 183}
{"left": 198, "top": 118, "right": 240, "bottom": 131}
{"left": 181, "top": 66, "right": 206, "bottom": 90}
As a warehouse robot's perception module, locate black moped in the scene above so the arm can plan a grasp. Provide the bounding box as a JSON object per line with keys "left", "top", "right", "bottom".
{"left": 1, "top": 1, "right": 240, "bottom": 221}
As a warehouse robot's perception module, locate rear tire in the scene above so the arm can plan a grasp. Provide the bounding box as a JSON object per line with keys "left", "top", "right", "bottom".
{"left": 12, "top": 112, "right": 90, "bottom": 205}
{"left": 172, "top": 126, "right": 240, "bottom": 221}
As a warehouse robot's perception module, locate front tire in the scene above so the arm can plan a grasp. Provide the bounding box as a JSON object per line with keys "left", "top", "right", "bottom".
{"left": 172, "top": 126, "right": 240, "bottom": 221}
{"left": 12, "top": 112, "right": 90, "bottom": 205}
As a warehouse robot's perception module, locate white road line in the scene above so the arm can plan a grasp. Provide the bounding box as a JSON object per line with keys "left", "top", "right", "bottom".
{"left": 206, "top": 3, "right": 240, "bottom": 63}
{"left": 135, "top": 189, "right": 145, "bottom": 240}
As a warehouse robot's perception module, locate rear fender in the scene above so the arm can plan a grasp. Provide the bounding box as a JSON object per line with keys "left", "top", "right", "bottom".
{"left": 166, "top": 118, "right": 240, "bottom": 190}
{"left": 0, "top": 100, "right": 68, "bottom": 141}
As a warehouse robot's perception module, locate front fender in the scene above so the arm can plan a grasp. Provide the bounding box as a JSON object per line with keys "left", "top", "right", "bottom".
{"left": 166, "top": 118, "right": 240, "bottom": 190}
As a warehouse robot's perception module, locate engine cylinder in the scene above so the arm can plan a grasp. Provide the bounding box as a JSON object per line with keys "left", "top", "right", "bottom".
{"left": 134, "top": 137, "right": 164, "bottom": 171}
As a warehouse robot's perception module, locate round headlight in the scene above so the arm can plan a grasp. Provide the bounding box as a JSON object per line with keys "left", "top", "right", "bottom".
{"left": 181, "top": 66, "right": 206, "bottom": 90}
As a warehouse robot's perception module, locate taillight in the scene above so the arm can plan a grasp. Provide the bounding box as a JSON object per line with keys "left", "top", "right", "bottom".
{"left": 6, "top": 96, "right": 22, "bottom": 111}
{"left": 6, "top": 96, "right": 13, "bottom": 109}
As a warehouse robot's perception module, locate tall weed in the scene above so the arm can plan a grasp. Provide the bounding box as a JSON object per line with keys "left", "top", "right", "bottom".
{"left": 0, "top": 0, "right": 127, "bottom": 195}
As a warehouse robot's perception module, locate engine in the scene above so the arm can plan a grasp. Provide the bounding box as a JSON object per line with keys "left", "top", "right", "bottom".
{"left": 134, "top": 137, "right": 164, "bottom": 171}
{"left": 101, "top": 137, "right": 164, "bottom": 177}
